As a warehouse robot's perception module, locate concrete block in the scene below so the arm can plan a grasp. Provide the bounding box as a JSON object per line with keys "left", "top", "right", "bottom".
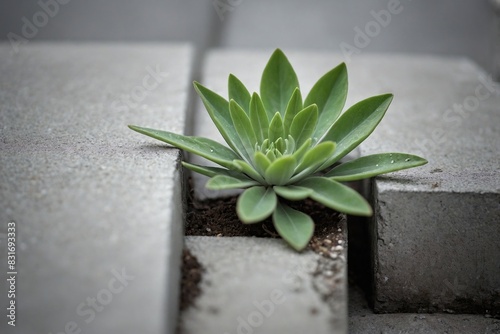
{"left": 181, "top": 235, "right": 347, "bottom": 334}
{"left": 349, "top": 55, "right": 500, "bottom": 313}
{"left": 217, "top": 1, "right": 494, "bottom": 75}
{"left": 0, "top": 43, "right": 193, "bottom": 333}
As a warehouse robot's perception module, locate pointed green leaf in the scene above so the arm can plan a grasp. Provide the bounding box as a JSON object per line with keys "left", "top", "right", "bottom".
{"left": 284, "top": 135, "right": 295, "bottom": 154}
{"left": 193, "top": 82, "right": 250, "bottom": 162}
{"left": 305, "top": 63, "right": 348, "bottom": 142}
{"left": 268, "top": 112, "right": 285, "bottom": 143}
{"left": 273, "top": 202, "right": 314, "bottom": 251}
{"left": 320, "top": 94, "right": 393, "bottom": 168}
{"left": 260, "top": 49, "right": 299, "bottom": 118}
{"left": 273, "top": 185, "right": 313, "bottom": 201}
{"left": 128, "top": 125, "right": 238, "bottom": 169}
{"left": 265, "top": 149, "right": 277, "bottom": 162}
{"left": 265, "top": 155, "right": 296, "bottom": 185}
{"left": 260, "top": 138, "right": 270, "bottom": 152}
{"left": 228, "top": 74, "right": 251, "bottom": 114}
{"left": 249, "top": 93, "right": 269, "bottom": 144}
{"left": 206, "top": 175, "right": 260, "bottom": 190}
{"left": 289, "top": 141, "right": 336, "bottom": 183}
{"left": 233, "top": 160, "right": 267, "bottom": 184}
{"left": 254, "top": 151, "right": 272, "bottom": 175}
{"left": 230, "top": 100, "right": 257, "bottom": 158}
{"left": 291, "top": 138, "right": 312, "bottom": 164}
{"left": 182, "top": 162, "right": 241, "bottom": 178}
{"left": 295, "top": 141, "right": 336, "bottom": 174}
{"left": 283, "top": 88, "right": 303, "bottom": 136}
{"left": 275, "top": 137, "right": 285, "bottom": 153}
{"left": 297, "top": 177, "right": 372, "bottom": 216}
{"left": 290, "top": 104, "right": 318, "bottom": 148}
{"left": 237, "top": 186, "right": 277, "bottom": 223}
{"left": 326, "top": 153, "right": 428, "bottom": 181}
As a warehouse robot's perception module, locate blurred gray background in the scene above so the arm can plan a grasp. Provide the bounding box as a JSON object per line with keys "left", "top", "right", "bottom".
{"left": 0, "top": 0, "right": 498, "bottom": 76}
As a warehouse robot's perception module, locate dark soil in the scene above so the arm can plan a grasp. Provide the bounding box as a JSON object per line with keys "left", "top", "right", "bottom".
{"left": 178, "top": 248, "right": 203, "bottom": 311}
{"left": 178, "top": 180, "right": 346, "bottom": 317}
{"left": 185, "top": 192, "right": 344, "bottom": 246}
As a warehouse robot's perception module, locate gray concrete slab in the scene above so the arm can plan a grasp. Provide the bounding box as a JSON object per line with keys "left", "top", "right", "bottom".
{"left": 349, "top": 283, "right": 500, "bottom": 333}
{"left": 181, "top": 235, "right": 347, "bottom": 334}
{"left": 217, "top": 0, "right": 495, "bottom": 76}
{"left": 0, "top": 43, "right": 193, "bottom": 334}
{"left": 350, "top": 55, "right": 500, "bottom": 314}
{"left": 0, "top": 1, "right": 218, "bottom": 52}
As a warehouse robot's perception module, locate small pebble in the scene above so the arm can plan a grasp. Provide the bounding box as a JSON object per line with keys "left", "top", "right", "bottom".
{"left": 338, "top": 240, "right": 344, "bottom": 244}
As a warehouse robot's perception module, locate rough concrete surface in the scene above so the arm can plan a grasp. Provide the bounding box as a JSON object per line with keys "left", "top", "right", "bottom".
{"left": 349, "top": 284, "right": 500, "bottom": 333}
{"left": 181, "top": 235, "right": 347, "bottom": 334}
{"left": 349, "top": 55, "right": 500, "bottom": 313}
{"left": 0, "top": 43, "right": 192, "bottom": 334}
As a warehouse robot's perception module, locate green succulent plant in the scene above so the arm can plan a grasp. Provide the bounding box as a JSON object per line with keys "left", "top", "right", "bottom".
{"left": 129, "top": 49, "right": 427, "bottom": 251}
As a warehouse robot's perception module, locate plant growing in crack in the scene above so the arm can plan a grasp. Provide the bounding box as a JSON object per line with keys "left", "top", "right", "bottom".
{"left": 129, "top": 49, "right": 427, "bottom": 251}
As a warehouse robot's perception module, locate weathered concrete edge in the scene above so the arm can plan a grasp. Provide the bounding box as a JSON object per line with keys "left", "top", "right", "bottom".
{"left": 0, "top": 43, "right": 195, "bottom": 334}
{"left": 370, "top": 185, "right": 500, "bottom": 315}
{"left": 180, "top": 216, "right": 348, "bottom": 334}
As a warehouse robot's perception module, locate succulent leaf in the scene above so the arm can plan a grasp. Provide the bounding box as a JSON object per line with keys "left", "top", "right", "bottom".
{"left": 320, "top": 94, "right": 394, "bottom": 169}
{"left": 273, "top": 185, "right": 313, "bottom": 201}
{"left": 305, "top": 63, "right": 348, "bottom": 142}
{"left": 290, "top": 138, "right": 312, "bottom": 164}
{"left": 297, "top": 177, "right": 372, "bottom": 216}
{"left": 229, "top": 100, "right": 257, "bottom": 159}
{"left": 290, "top": 104, "right": 318, "bottom": 148}
{"left": 260, "top": 49, "right": 299, "bottom": 118}
{"left": 206, "top": 175, "right": 260, "bottom": 190}
{"left": 237, "top": 186, "right": 277, "bottom": 223}
{"left": 249, "top": 93, "right": 269, "bottom": 144}
{"left": 283, "top": 88, "right": 303, "bottom": 136}
{"left": 265, "top": 155, "right": 296, "bottom": 185}
{"left": 254, "top": 151, "right": 272, "bottom": 175}
{"left": 128, "top": 126, "right": 238, "bottom": 169}
{"left": 232, "top": 160, "right": 267, "bottom": 184}
{"left": 268, "top": 112, "right": 285, "bottom": 144}
{"left": 326, "top": 153, "right": 428, "bottom": 181}
{"left": 273, "top": 202, "right": 314, "bottom": 251}
{"left": 228, "top": 74, "right": 251, "bottom": 114}
{"left": 182, "top": 162, "right": 239, "bottom": 178}
{"left": 290, "top": 141, "right": 336, "bottom": 182}
{"left": 193, "top": 82, "right": 250, "bottom": 162}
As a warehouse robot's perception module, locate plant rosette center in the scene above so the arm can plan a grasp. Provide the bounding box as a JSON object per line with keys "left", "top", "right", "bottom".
{"left": 129, "top": 49, "right": 427, "bottom": 251}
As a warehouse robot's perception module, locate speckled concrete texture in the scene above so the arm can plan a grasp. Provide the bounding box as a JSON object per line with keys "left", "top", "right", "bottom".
{"left": 351, "top": 55, "right": 500, "bottom": 314}
{"left": 181, "top": 234, "right": 347, "bottom": 334}
{"left": 349, "top": 283, "right": 500, "bottom": 333}
{"left": 0, "top": 43, "right": 193, "bottom": 334}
